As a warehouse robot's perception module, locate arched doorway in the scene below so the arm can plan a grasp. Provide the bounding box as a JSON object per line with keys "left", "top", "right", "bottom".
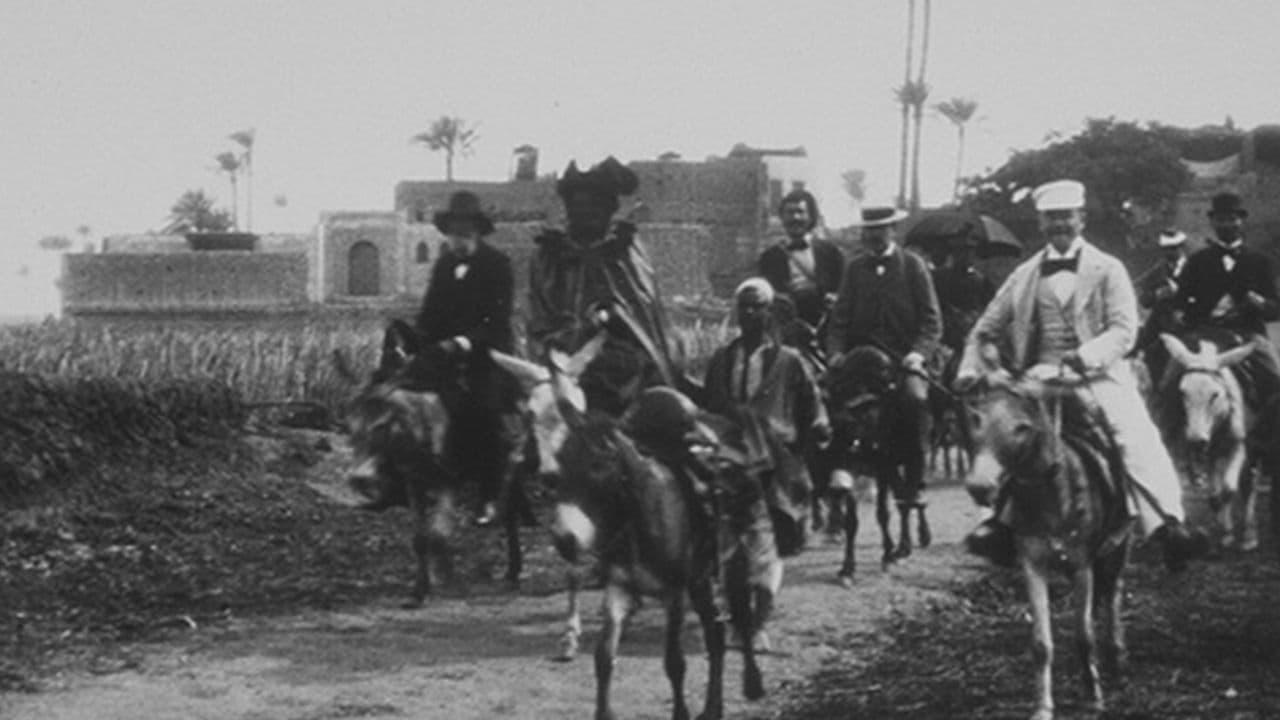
{"left": 348, "top": 241, "right": 380, "bottom": 296}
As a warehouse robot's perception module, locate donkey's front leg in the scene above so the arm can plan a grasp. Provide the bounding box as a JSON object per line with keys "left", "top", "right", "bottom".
{"left": 594, "top": 583, "right": 633, "bottom": 720}
{"left": 689, "top": 579, "right": 726, "bottom": 720}
{"left": 1072, "top": 564, "right": 1103, "bottom": 710}
{"left": 1020, "top": 542, "right": 1055, "bottom": 720}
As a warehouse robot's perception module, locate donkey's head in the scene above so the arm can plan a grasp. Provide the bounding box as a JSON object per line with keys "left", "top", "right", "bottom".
{"left": 962, "top": 376, "right": 1056, "bottom": 507}
{"left": 1160, "top": 333, "right": 1254, "bottom": 448}
{"left": 824, "top": 345, "right": 897, "bottom": 459}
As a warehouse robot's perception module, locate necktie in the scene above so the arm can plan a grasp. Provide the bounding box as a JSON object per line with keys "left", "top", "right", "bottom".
{"left": 1041, "top": 256, "right": 1078, "bottom": 276}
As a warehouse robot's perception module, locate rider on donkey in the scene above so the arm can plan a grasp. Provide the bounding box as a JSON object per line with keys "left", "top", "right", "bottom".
{"left": 826, "top": 205, "right": 943, "bottom": 517}
{"left": 527, "top": 156, "right": 685, "bottom": 414}
{"left": 1171, "top": 192, "right": 1280, "bottom": 432}
{"left": 365, "top": 191, "right": 525, "bottom": 527}
{"left": 957, "top": 179, "right": 1209, "bottom": 572}
{"left": 758, "top": 189, "right": 845, "bottom": 335}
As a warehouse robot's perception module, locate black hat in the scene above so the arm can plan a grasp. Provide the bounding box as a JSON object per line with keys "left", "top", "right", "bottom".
{"left": 1207, "top": 192, "right": 1248, "bottom": 219}
{"left": 433, "top": 191, "right": 495, "bottom": 236}
{"left": 556, "top": 156, "right": 639, "bottom": 203}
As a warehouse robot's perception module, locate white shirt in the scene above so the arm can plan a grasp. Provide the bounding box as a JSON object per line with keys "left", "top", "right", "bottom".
{"left": 786, "top": 235, "right": 817, "bottom": 290}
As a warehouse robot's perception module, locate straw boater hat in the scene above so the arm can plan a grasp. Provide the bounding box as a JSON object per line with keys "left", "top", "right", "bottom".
{"left": 857, "top": 206, "right": 908, "bottom": 227}
{"left": 1157, "top": 229, "right": 1187, "bottom": 248}
{"left": 1032, "top": 179, "right": 1086, "bottom": 211}
{"left": 432, "top": 191, "right": 495, "bottom": 236}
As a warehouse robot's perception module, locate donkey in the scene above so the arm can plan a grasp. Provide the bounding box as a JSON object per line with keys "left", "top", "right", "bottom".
{"left": 819, "top": 345, "right": 932, "bottom": 579}
{"left": 1158, "top": 332, "right": 1261, "bottom": 550}
{"left": 545, "top": 362, "right": 777, "bottom": 720}
{"left": 964, "top": 374, "right": 1134, "bottom": 720}
{"left": 344, "top": 319, "right": 530, "bottom": 606}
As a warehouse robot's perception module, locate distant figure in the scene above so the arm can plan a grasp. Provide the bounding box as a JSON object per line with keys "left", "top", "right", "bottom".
{"left": 757, "top": 190, "right": 845, "bottom": 331}
{"left": 930, "top": 229, "right": 996, "bottom": 361}
{"left": 1173, "top": 192, "right": 1280, "bottom": 414}
{"left": 414, "top": 191, "right": 520, "bottom": 526}
{"left": 527, "top": 156, "right": 683, "bottom": 414}
{"left": 1131, "top": 228, "right": 1190, "bottom": 390}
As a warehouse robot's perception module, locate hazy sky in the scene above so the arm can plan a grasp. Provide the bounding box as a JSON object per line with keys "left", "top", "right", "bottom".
{"left": 3, "top": 0, "right": 1279, "bottom": 316}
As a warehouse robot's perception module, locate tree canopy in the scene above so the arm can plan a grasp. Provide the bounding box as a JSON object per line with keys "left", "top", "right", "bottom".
{"left": 411, "top": 116, "right": 479, "bottom": 181}
{"left": 958, "top": 117, "right": 1191, "bottom": 256}
{"left": 167, "top": 189, "right": 233, "bottom": 233}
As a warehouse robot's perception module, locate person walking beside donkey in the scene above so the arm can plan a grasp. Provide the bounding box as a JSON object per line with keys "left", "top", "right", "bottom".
{"left": 956, "top": 179, "right": 1209, "bottom": 572}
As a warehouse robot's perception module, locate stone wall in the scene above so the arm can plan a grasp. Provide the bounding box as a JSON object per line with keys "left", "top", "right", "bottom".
{"left": 63, "top": 253, "right": 309, "bottom": 314}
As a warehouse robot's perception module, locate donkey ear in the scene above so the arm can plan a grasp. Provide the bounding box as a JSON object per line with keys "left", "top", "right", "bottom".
{"left": 564, "top": 331, "right": 607, "bottom": 379}
{"left": 489, "top": 349, "right": 551, "bottom": 391}
{"left": 1159, "top": 333, "right": 1196, "bottom": 367}
{"left": 1217, "top": 340, "right": 1258, "bottom": 369}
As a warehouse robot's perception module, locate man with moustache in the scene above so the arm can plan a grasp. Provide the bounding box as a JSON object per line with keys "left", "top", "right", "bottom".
{"left": 757, "top": 190, "right": 845, "bottom": 332}
{"left": 956, "top": 179, "right": 1208, "bottom": 572}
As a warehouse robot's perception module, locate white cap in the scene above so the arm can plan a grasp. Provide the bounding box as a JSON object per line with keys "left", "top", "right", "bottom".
{"left": 1157, "top": 229, "right": 1187, "bottom": 248}
{"left": 734, "top": 277, "right": 775, "bottom": 304}
{"left": 1032, "top": 180, "right": 1085, "bottom": 211}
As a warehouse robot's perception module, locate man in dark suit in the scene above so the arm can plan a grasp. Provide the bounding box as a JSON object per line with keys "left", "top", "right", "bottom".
{"left": 1174, "top": 192, "right": 1280, "bottom": 418}
{"left": 827, "top": 206, "right": 942, "bottom": 513}
{"left": 416, "top": 190, "right": 520, "bottom": 526}
{"left": 757, "top": 190, "right": 845, "bottom": 331}
{"left": 1132, "top": 229, "right": 1189, "bottom": 389}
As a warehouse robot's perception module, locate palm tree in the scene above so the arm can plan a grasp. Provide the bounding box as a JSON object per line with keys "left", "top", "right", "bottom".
{"left": 935, "top": 97, "right": 979, "bottom": 201}
{"left": 167, "top": 190, "right": 232, "bottom": 233}
{"left": 229, "top": 128, "right": 255, "bottom": 231}
{"left": 215, "top": 151, "right": 241, "bottom": 229}
{"left": 896, "top": 0, "right": 917, "bottom": 209}
{"left": 908, "top": 0, "right": 932, "bottom": 212}
{"left": 411, "top": 116, "right": 479, "bottom": 181}
{"left": 842, "top": 168, "right": 867, "bottom": 207}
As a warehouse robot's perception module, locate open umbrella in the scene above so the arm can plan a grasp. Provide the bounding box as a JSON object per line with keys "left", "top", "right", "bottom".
{"left": 904, "top": 211, "right": 1023, "bottom": 259}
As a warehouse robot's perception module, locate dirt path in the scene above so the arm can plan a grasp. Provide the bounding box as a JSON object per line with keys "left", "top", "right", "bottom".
{"left": 3, "top": 464, "right": 989, "bottom": 720}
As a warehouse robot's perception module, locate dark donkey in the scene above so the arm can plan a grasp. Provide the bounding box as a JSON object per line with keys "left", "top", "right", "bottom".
{"left": 344, "top": 319, "right": 531, "bottom": 606}
{"left": 964, "top": 374, "right": 1134, "bottom": 720}
{"left": 818, "top": 345, "right": 932, "bottom": 578}
{"left": 547, "top": 365, "right": 777, "bottom": 720}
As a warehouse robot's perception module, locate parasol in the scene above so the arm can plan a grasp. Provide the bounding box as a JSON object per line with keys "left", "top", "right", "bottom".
{"left": 904, "top": 211, "right": 1023, "bottom": 259}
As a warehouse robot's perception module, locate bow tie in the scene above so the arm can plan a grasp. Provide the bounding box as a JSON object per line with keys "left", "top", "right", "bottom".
{"left": 1041, "top": 256, "right": 1079, "bottom": 276}
{"left": 786, "top": 239, "right": 809, "bottom": 251}
{"left": 1217, "top": 242, "right": 1243, "bottom": 259}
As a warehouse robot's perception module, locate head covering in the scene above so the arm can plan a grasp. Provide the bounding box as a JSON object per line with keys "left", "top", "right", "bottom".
{"left": 857, "top": 206, "right": 908, "bottom": 227}
{"left": 1207, "top": 192, "right": 1248, "bottom": 219}
{"left": 734, "top": 277, "right": 775, "bottom": 305}
{"left": 1157, "top": 229, "right": 1187, "bottom": 248}
{"left": 556, "top": 156, "right": 639, "bottom": 214}
{"left": 1032, "top": 180, "right": 1086, "bottom": 211}
{"left": 432, "top": 191, "right": 495, "bottom": 236}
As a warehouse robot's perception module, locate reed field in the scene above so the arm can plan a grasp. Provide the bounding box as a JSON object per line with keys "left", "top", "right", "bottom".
{"left": 0, "top": 312, "right": 734, "bottom": 418}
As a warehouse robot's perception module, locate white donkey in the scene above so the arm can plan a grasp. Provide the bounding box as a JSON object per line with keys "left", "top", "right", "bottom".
{"left": 1159, "top": 333, "right": 1260, "bottom": 550}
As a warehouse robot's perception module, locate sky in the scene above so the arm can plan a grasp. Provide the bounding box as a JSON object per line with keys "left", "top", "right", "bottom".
{"left": 3, "top": 0, "right": 1280, "bottom": 317}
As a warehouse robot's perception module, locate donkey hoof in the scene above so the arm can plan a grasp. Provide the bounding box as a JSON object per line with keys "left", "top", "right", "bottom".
{"left": 837, "top": 572, "right": 855, "bottom": 588}
{"left": 1029, "top": 708, "right": 1054, "bottom": 720}
{"left": 1241, "top": 537, "right": 1260, "bottom": 552}
{"left": 401, "top": 595, "right": 426, "bottom": 610}
{"left": 554, "top": 633, "right": 579, "bottom": 662}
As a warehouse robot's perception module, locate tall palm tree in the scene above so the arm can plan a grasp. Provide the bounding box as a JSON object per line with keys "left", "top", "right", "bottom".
{"left": 215, "top": 151, "right": 241, "bottom": 230}
{"left": 411, "top": 116, "right": 479, "bottom": 181}
{"left": 230, "top": 128, "right": 255, "bottom": 231}
{"left": 908, "top": 0, "right": 932, "bottom": 212}
{"left": 934, "top": 97, "right": 979, "bottom": 201}
{"left": 896, "top": 0, "right": 917, "bottom": 209}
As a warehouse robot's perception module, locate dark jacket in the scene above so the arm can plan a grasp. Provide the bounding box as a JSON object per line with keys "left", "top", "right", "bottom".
{"left": 931, "top": 264, "right": 996, "bottom": 352}
{"left": 1175, "top": 243, "right": 1280, "bottom": 337}
{"left": 416, "top": 241, "right": 515, "bottom": 354}
{"left": 758, "top": 238, "right": 845, "bottom": 327}
{"left": 826, "top": 245, "right": 942, "bottom": 360}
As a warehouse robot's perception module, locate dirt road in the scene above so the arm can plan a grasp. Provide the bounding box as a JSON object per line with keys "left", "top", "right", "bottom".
{"left": 3, "top": 460, "right": 989, "bottom": 720}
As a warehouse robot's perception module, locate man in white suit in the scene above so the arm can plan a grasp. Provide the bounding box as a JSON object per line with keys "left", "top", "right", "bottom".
{"left": 956, "top": 179, "right": 1208, "bottom": 572}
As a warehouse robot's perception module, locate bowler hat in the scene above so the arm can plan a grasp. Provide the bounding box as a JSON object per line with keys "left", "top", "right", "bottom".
{"left": 1207, "top": 192, "right": 1248, "bottom": 219}
{"left": 433, "top": 191, "right": 495, "bottom": 236}
{"left": 858, "top": 206, "right": 908, "bottom": 227}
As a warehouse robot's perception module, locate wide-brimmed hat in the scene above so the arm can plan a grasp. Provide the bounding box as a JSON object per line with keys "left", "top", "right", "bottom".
{"left": 556, "top": 156, "right": 639, "bottom": 203}
{"left": 1157, "top": 229, "right": 1187, "bottom": 248}
{"left": 1207, "top": 192, "right": 1248, "bottom": 219}
{"left": 857, "top": 206, "right": 908, "bottom": 227}
{"left": 433, "top": 191, "right": 495, "bottom": 236}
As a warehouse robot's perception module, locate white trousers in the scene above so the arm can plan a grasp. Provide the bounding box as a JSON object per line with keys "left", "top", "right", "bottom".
{"left": 1080, "top": 372, "right": 1185, "bottom": 534}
